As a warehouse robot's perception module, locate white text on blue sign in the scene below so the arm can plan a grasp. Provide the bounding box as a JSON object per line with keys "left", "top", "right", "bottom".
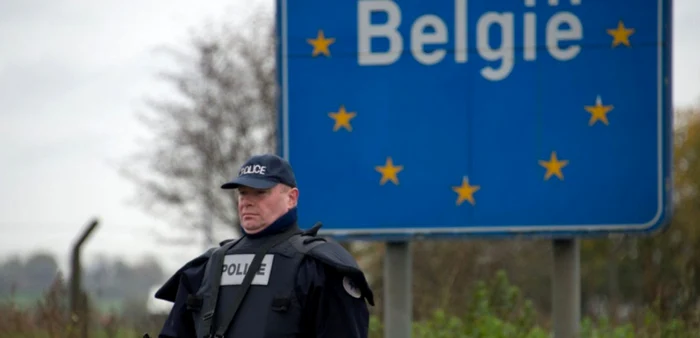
{"left": 357, "top": 0, "right": 584, "bottom": 81}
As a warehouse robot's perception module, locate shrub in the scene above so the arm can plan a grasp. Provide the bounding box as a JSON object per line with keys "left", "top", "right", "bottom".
{"left": 369, "top": 270, "right": 700, "bottom": 338}
{"left": 2, "top": 270, "right": 699, "bottom": 337}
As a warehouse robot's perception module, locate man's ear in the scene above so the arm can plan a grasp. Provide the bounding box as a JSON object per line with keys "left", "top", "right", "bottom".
{"left": 288, "top": 187, "right": 299, "bottom": 207}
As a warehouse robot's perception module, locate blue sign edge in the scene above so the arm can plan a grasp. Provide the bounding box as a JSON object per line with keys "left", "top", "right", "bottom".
{"left": 274, "top": 0, "right": 674, "bottom": 241}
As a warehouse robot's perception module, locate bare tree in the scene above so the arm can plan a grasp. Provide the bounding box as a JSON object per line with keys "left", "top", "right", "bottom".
{"left": 120, "top": 11, "right": 277, "bottom": 247}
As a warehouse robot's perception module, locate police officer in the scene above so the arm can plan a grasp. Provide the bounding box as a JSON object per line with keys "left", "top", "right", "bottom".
{"left": 153, "top": 153, "right": 374, "bottom": 338}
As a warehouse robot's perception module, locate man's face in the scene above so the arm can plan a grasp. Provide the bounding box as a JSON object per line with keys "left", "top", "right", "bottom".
{"left": 237, "top": 183, "right": 299, "bottom": 234}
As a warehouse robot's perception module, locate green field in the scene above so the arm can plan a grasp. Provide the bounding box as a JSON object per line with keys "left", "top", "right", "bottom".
{"left": 2, "top": 293, "right": 126, "bottom": 314}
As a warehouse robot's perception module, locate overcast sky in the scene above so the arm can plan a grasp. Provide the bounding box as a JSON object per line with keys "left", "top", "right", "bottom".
{"left": 1, "top": 1, "right": 699, "bottom": 278}
{"left": 0, "top": 0, "right": 271, "bottom": 275}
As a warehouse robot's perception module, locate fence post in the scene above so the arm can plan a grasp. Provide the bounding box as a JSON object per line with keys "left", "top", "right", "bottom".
{"left": 69, "top": 218, "right": 100, "bottom": 338}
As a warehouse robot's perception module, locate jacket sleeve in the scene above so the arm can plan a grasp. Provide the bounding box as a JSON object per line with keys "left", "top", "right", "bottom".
{"left": 158, "top": 272, "right": 198, "bottom": 338}
{"left": 295, "top": 256, "right": 371, "bottom": 338}
{"left": 155, "top": 251, "right": 212, "bottom": 338}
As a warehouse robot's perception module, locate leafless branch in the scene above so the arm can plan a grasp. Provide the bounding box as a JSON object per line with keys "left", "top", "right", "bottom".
{"left": 119, "top": 10, "right": 276, "bottom": 247}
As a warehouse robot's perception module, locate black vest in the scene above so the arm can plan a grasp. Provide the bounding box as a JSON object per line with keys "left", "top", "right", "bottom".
{"left": 192, "top": 226, "right": 307, "bottom": 338}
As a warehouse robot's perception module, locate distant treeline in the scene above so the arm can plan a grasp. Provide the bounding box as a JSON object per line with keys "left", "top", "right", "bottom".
{"left": 0, "top": 251, "right": 165, "bottom": 303}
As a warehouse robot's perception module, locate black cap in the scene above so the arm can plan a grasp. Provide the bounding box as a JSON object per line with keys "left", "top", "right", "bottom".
{"left": 221, "top": 154, "right": 297, "bottom": 190}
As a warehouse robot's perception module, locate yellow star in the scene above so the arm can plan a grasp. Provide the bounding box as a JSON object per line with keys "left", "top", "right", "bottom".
{"left": 452, "top": 176, "right": 480, "bottom": 206}
{"left": 538, "top": 151, "right": 569, "bottom": 181}
{"left": 607, "top": 20, "right": 635, "bottom": 47}
{"left": 584, "top": 95, "right": 614, "bottom": 126}
{"left": 306, "top": 30, "right": 335, "bottom": 57}
{"left": 375, "top": 157, "right": 403, "bottom": 185}
{"left": 328, "top": 105, "right": 356, "bottom": 132}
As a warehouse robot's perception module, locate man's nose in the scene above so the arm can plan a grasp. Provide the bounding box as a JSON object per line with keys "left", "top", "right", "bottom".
{"left": 239, "top": 196, "right": 254, "bottom": 207}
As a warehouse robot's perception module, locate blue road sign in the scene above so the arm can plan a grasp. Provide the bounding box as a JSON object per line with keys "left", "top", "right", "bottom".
{"left": 275, "top": 0, "right": 673, "bottom": 240}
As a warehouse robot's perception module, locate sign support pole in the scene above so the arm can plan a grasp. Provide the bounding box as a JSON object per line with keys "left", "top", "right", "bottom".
{"left": 552, "top": 238, "right": 581, "bottom": 338}
{"left": 384, "top": 241, "right": 413, "bottom": 338}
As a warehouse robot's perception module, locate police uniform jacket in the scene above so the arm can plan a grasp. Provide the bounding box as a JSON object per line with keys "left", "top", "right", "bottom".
{"left": 154, "top": 208, "right": 375, "bottom": 338}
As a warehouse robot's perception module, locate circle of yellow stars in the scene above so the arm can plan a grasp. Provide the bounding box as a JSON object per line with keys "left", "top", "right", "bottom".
{"left": 308, "top": 18, "right": 634, "bottom": 207}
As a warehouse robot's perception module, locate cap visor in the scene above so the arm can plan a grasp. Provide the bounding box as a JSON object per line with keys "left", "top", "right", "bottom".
{"left": 221, "top": 176, "right": 277, "bottom": 190}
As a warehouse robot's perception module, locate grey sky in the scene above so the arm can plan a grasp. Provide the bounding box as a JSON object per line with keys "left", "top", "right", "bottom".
{"left": 0, "top": 0, "right": 270, "bottom": 274}
{"left": 1, "top": 0, "right": 699, "bottom": 277}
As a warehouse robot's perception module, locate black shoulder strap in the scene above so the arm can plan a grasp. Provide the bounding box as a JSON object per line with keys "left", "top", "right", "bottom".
{"left": 289, "top": 222, "right": 327, "bottom": 253}
{"left": 199, "top": 237, "right": 243, "bottom": 337}
{"left": 208, "top": 226, "right": 303, "bottom": 338}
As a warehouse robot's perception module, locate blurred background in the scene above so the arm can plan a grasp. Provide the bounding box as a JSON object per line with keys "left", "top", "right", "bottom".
{"left": 1, "top": 0, "right": 700, "bottom": 337}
